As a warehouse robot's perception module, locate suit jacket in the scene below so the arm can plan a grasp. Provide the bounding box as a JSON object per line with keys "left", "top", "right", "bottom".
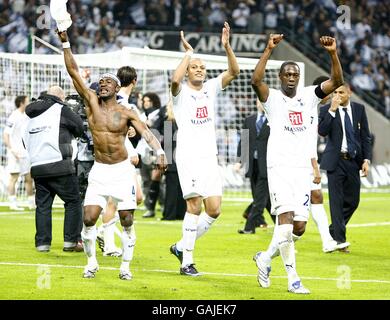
{"left": 237, "top": 113, "right": 270, "bottom": 178}
{"left": 318, "top": 101, "right": 372, "bottom": 171}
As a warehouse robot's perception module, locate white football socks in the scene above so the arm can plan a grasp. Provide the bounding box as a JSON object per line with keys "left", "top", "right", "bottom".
{"left": 81, "top": 224, "right": 97, "bottom": 266}
{"left": 311, "top": 204, "right": 333, "bottom": 244}
{"left": 263, "top": 223, "right": 280, "bottom": 264}
{"left": 27, "top": 195, "right": 35, "bottom": 208}
{"left": 196, "top": 212, "right": 216, "bottom": 239}
{"left": 176, "top": 212, "right": 216, "bottom": 252}
{"left": 277, "top": 224, "right": 299, "bottom": 285}
{"left": 103, "top": 216, "right": 120, "bottom": 252}
{"left": 8, "top": 195, "right": 20, "bottom": 208}
{"left": 180, "top": 212, "right": 198, "bottom": 267}
{"left": 120, "top": 225, "right": 136, "bottom": 272}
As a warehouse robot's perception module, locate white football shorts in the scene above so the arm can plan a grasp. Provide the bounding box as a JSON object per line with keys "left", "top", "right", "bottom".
{"left": 6, "top": 153, "right": 30, "bottom": 175}
{"left": 84, "top": 159, "right": 136, "bottom": 210}
{"left": 176, "top": 154, "right": 222, "bottom": 200}
{"left": 268, "top": 166, "right": 312, "bottom": 222}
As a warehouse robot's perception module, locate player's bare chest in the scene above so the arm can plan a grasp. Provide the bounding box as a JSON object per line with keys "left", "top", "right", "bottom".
{"left": 90, "top": 111, "right": 127, "bottom": 132}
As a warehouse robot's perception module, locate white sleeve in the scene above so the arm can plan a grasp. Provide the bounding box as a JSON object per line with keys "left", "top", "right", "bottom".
{"left": 309, "top": 110, "right": 318, "bottom": 160}
{"left": 263, "top": 88, "right": 276, "bottom": 113}
{"left": 172, "top": 84, "right": 185, "bottom": 112}
{"left": 216, "top": 74, "right": 223, "bottom": 92}
{"left": 309, "top": 134, "right": 318, "bottom": 160}
{"left": 205, "top": 75, "right": 223, "bottom": 96}
{"left": 4, "top": 113, "right": 15, "bottom": 135}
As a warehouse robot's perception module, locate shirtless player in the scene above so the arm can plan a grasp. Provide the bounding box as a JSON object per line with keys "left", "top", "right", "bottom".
{"left": 58, "top": 30, "right": 167, "bottom": 280}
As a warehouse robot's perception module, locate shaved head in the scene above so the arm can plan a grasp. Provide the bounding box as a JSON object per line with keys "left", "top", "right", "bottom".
{"left": 47, "top": 86, "right": 65, "bottom": 101}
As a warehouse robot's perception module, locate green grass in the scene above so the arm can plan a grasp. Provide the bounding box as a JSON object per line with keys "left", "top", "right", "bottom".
{"left": 0, "top": 192, "right": 390, "bottom": 300}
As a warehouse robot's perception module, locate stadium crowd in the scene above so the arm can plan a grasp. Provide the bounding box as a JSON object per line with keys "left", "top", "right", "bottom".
{"left": 0, "top": 0, "right": 389, "bottom": 118}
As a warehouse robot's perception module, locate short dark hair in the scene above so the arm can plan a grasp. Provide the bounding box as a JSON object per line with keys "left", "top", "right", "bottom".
{"left": 312, "top": 76, "right": 329, "bottom": 86}
{"left": 117, "top": 66, "right": 137, "bottom": 87}
{"left": 15, "top": 95, "right": 27, "bottom": 108}
{"left": 279, "top": 61, "right": 300, "bottom": 74}
{"left": 143, "top": 92, "right": 161, "bottom": 108}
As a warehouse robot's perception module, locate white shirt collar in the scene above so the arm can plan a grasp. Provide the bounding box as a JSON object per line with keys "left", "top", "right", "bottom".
{"left": 341, "top": 102, "right": 352, "bottom": 112}
{"left": 257, "top": 112, "right": 265, "bottom": 120}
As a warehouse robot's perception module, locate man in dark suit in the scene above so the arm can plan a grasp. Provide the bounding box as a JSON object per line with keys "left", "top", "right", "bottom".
{"left": 237, "top": 100, "right": 274, "bottom": 234}
{"left": 318, "top": 83, "right": 372, "bottom": 252}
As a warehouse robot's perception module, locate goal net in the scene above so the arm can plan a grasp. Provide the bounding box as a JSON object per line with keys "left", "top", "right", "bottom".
{"left": 0, "top": 47, "right": 304, "bottom": 201}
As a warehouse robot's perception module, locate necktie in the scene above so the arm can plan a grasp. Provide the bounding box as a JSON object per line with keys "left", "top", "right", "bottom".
{"left": 256, "top": 115, "right": 265, "bottom": 135}
{"left": 342, "top": 108, "right": 357, "bottom": 158}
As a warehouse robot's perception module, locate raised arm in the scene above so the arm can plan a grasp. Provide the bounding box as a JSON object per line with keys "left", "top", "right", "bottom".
{"left": 171, "top": 31, "right": 194, "bottom": 97}
{"left": 57, "top": 31, "right": 97, "bottom": 105}
{"left": 221, "top": 22, "right": 240, "bottom": 89}
{"left": 251, "top": 34, "right": 283, "bottom": 102}
{"left": 318, "top": 36, "right": 344, "bottom": 95}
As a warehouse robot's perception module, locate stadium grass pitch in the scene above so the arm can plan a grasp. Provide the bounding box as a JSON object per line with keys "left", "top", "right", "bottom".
{"left": 0, "top": 192, "right": 390, "bottom": 300}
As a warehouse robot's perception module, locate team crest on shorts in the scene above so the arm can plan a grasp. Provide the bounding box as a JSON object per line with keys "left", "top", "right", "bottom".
{"left": 288, "top": 112, "right": 303, "bottom": 125}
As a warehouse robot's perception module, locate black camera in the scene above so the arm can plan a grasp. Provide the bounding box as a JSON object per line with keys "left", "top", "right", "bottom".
{"left": 65, "top": 94, "right": 87, "bottom": 120}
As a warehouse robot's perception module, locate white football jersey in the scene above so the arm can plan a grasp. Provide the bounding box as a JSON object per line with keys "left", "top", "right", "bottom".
{"left": 308, "top": 103, "right": 320, "bottom": 163}
{"left": 264, "top": 86, "right": 321, "bottom": 168}
{"left": 117, "top": 90, "right": 139, "bottom": 159}
{"left": 4, "top": 109, "right": 29, "bottom": 156}
{"left": 173, "top": 74, "right": 223, "bottom": 158}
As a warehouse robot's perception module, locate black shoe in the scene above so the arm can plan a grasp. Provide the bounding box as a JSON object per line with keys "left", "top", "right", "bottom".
{"left": 180, "top": 264, "right": 200, "bottom": 276}
{"left": 170, "top": 244, "right": 183, "bottom": 264}
{"left": 238, "top": 229, "right": 255, "bottom": 234}
{"left": 142, "top": 210, "right": 155, "bottom": 218}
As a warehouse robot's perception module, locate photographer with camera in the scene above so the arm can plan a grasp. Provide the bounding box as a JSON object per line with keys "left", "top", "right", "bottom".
{"left": 65, "top": 94, "right": 94, "bottom": 203}
{"left": 23, "top": 86, "right": 84, "bottom": 253}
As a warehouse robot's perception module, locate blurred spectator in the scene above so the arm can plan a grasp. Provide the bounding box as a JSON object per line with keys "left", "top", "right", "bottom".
{"left": 385, "top": 90, "right": 390, "bottom": 118}
{"left": 169, "top": 0, "right": 183, "bottom": 27}
{"left": 232, "top": 2, "right": 250, "bottom": 30}
{"left": 263, "top": 2, "right": 278, "bottom": 33}
{"left": 137, "top": 92, "right": 164, "bottom": 218}
{"left": 207, "top": 0, "right": 227, "bottom": 28}
{"left": 0, "top": 33, "right": 6, "bottom": 52}
{"left": 352, "top": 67, "right": 376, "bottom": 92}
{"left": 247, "top": 10, "right": 264, "bottom": 34}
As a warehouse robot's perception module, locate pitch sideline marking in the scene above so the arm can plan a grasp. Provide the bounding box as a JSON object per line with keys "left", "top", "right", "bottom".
{"left": 0, "top": 261, "right": 390, "bottom": 284}
{"left": 1, "top": 212, "right": 390, "bottom": 229}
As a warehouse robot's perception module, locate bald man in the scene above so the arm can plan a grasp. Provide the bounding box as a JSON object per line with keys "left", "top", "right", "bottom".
{"left": 24, "top": 86, "right": 85, "bottom": 253}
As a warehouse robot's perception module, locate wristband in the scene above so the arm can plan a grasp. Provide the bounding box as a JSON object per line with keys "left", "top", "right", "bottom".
{"left": 185, "top": 50, "right": 193, "bottom": 57}
{"left": 62, "top": 42, "right": 70, "bottom": 49}
{"left": 156, "top": 149, "right": 165, "bottom": 156}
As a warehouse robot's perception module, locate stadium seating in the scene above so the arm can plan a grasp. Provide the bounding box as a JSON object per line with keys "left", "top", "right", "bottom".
{"left": 0, "top": 1, "right": 388, "bottom": 117}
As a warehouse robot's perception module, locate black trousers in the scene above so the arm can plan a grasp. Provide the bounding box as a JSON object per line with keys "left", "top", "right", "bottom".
{"left": 244, "top": 161, "right": 273, "bottom": 231}
{"left": 34, "top": 174, "right": 82, "bottom": 247}
{"left": 327, "top": 158, "right": 361, "bottom": 243}
{"left": 163, "top": 171, "right": 186, "bottom": 220}
{"left": 140, "top": 162, "right": 165, "bottom": 211}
